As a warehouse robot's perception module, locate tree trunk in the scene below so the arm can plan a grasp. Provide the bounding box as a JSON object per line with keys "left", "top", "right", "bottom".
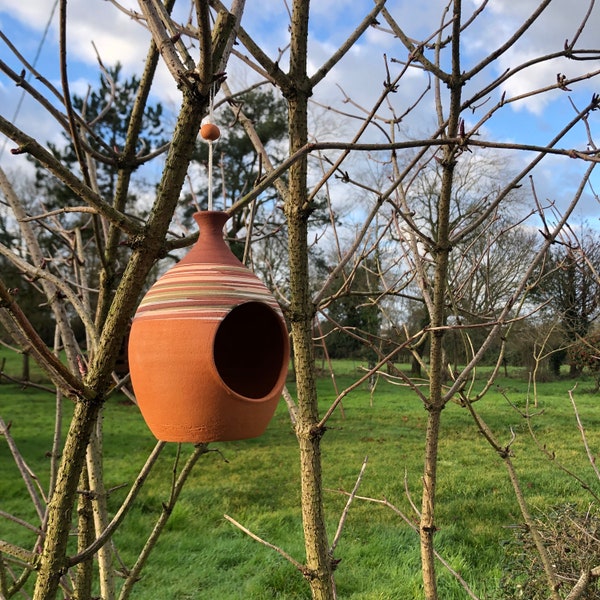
{"left": 73, "top": 467, "right": 94, "bottom": 600}
{"left": 33, "top": 398, "right": 103, "bottom": 600}
{"left": 286, "top": 1, "right": 334, "bottom": 597}
{"left": 287, "top": 96, "right": 335, "bottom": 600}
{"left": 419, "top": 4, "right": 463, "bottom": 597}
{"left": 420, "top": 406, "right": 443, "bottom": 599}
{"left": 420, "top": 158, "right": 454, "bottom": 600}
{"left": 87, "top": 419, "right": 116, "bottom": 600}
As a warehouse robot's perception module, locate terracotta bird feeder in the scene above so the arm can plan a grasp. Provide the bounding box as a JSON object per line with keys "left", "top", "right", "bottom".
{"left": 128, "top": 211, "right": 290, "bottom": 443}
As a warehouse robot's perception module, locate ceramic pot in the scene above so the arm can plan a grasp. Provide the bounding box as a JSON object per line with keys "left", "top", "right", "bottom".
{"left": 128, "top": 211, "right": 290, "bottom": 443}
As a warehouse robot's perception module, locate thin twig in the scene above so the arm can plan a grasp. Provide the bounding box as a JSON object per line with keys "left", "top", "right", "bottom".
{"left": 19, "top": 207, "right": 98, "bottom": 222}
{"left": 569, "top": 386, "right": 600, "bottom": 482}
{"left": 281, "top": 386, "right": 298, "bottom": 426}
{"left": 117, "top": 443, "right": 209, "bottom": 600}
{"left": 330, "top": 491, "right": 480, "bottom": 600}
{"left": 0, "top": 416, "right": 46, "bottom": 521}
{"left": 68, "top": 441, "right": 166, "bottom": 566}
{"left": 330, "top": 456, "right": 368, "bottom": 555}
{"left": 0, "top": 510, "right": 42, "bottom": 535}
{"left": 223, "top": 514, "right": 309, "bottom": 576}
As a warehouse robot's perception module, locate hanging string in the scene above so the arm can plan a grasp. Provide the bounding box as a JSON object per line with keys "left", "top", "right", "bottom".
{"left": 209, "top": 80, "right": 215, "bottom": 122}
{"left": 200, "top": 82, "right": 221, "bottom": 211}
{"left": 207, "top": 83, "right": 215, "bottom": 212}
{"left": 207, "top": 137, "right": 214, "bottom": 211}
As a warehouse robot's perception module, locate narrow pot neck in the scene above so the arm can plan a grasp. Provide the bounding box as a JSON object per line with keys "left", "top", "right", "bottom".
{"left": 180, "top": 210, "right": 238, "bottom": 266}
{"left": 193, "top": 210, "right": 230, "bottom": 235}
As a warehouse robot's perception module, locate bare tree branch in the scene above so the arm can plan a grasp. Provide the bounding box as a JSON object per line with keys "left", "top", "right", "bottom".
{"left": 224, "top": 514, "right": 309, "bottom": 575}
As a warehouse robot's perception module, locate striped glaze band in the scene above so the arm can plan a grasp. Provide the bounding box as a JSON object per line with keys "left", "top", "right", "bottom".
{"left": 133, "top": 262, "right": 281, "bottom": 321}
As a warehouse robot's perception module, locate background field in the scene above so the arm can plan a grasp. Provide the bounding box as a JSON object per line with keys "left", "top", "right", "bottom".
{"left": 1, "top": 353, "right": 599, "bottom": 599}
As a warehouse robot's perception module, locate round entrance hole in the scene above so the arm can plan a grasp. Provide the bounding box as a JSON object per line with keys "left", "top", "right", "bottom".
{"left": 213, "top": 301, "right": 287, "bottom": 399}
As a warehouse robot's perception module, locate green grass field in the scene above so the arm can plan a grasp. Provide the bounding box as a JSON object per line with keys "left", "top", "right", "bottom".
{"left": 1, "top": 353, "right": 600, "bottom": 599}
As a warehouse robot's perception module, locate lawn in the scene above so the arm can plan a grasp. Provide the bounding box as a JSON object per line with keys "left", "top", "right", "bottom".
{"left": 1, "top": 353, "right": 600, "bottom": 599}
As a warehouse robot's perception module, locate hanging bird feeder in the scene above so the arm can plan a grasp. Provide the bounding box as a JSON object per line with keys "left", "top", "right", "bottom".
{"left": 128, "top": 210, "right": 290, "bottom": 443}
{"left": 129, "top": 99, "right": 289, "bottom": 442}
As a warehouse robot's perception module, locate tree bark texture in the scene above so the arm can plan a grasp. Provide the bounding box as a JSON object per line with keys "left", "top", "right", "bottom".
{"left": 285, "top": 1, "right": 334, "bottom": 598}
{"left": 33, "top": 399, "right": 103, "bottom": 600}
{"left": 420, "top": 3, "right": 463, "bottom": 597}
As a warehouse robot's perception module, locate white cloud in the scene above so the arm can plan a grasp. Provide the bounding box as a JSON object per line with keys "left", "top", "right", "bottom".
{"left": 4, "top": 0, "right": 595, "bottom": 119}
{"left": 463, "top": 0, "right": 600, "bottom": 114}
{"left": 0, "top": 0, "right": 149, "bottom": 62}
{"left": 0, "top": 0, "right": 57, "bottom": 29}
{"left": 0, "top": 0, "right": 598, "bottom": 225}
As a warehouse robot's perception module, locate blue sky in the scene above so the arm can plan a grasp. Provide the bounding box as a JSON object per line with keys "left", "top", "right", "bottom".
{"left": 1, "top": 0, "right": 599, "bottom": 222}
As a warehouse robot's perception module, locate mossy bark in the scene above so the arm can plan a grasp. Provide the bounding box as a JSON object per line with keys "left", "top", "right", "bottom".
{"left": 33, "top": 399, "right": 103, "bottom": 600}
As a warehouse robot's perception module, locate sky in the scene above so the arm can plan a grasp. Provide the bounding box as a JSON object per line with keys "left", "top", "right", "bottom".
{"left": 0, "top": 0, "right": 599, "bottom": 223}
